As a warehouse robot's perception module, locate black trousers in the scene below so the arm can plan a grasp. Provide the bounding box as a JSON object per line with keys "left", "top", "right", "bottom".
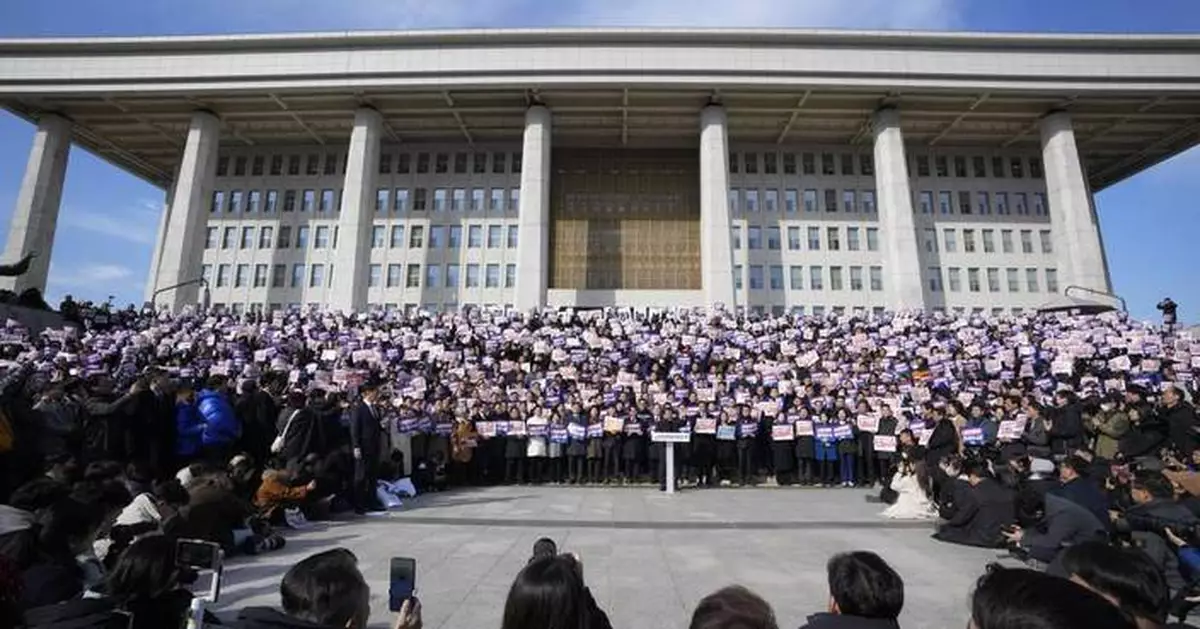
{"left": 568, "top": 456, "right": 586, "bottom": 483}
{"left": 353, "top": 457, "right": 380, "bottom": 513}
{"left": 797, "top": 458, "right": 815, "bottom": 485}
{"left": 603, "top": 448, "right": 621, "bottom": 481}
{"left": 505, "top": 457, "right": 525, "bottom": 484}
{"left": 736, "top": 447, "right": 753, "bottom": 485}
{"left": 587, "top": 458, "right": 602, "bottom": 483}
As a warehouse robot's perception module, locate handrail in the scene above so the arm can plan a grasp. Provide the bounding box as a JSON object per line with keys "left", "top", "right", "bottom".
{"left": 1064, "top": 285, "right": 1127, "bottom": 312}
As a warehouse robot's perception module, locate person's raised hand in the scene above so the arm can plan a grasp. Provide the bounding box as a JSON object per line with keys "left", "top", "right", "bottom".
{"left": 393, "top": 596, "right": 422, "bottom": 629}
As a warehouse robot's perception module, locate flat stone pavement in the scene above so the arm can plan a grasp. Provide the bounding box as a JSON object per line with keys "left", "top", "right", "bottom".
{"left": 210, "top": 486, "right": 1001, "bottom": 629}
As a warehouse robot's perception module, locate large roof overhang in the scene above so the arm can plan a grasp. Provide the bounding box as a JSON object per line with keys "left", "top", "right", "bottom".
{"left": 1, "top": 27, "right": 1198, "bottom": 190}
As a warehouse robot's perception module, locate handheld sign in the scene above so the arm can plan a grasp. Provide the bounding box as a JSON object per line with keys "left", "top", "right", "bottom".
{"left": 794, "top": 420, "right": 815, "bottom": 437}
{"left": 694, "top": 418, "right": 718, "bottom": 435}
{"left": 651, "top": 432, "right": 691, "bottom": 443}
{"left": 772, "top": 424, "right": 795, "bottom": 441}
{"left": 962, "top": 427, "right": 985, "bottom": 447}
{"left": 873, "top": 435, "right": 898, "bottom": 453}
{"left": 856, "top": 415, "right": 879, "bottom": 433}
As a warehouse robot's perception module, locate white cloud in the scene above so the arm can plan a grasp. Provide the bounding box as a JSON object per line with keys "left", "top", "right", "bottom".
{"left": 50, "top": 263, "right": 134, "bottom": 288}
{"left": 59, "top": 197, "right": 159, "bottom": 245}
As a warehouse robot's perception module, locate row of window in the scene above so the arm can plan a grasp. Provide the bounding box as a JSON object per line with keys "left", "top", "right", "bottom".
{"left": 201, "top": 262, "right": 517, "bottom": 290}
{"left": 215, "top": 150, "right": 522, "bottom": 179}
{"left": 728, "top": 188, "right": 877, "bottom": 214}
{"left": 916, "top": 190, "right": 1047, "bottom": 217}
{"left": 727, "top": 151, "right": 1043, "bottom": 180}
{"left": 209, "top": 302, "right": 1037, "bottom": 318}
{"left": 926, "top": 267, "right": 1059, "bottom": 294}
{"left": 210, "top": 186, "right": 520, "bottom": 214}
{"left": 922, "top": 228, "right": 1052, "bottom": 256}
{"left": 732, "top": 264, "right": 885, "bottom": 292}
{"left": 204, "top": 223, "right": 519, "bottom": 252}
{"left": 731, "top": 225, "right": 880, "bottom": 253}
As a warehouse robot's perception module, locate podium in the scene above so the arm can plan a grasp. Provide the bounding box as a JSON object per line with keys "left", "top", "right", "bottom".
{"left": 651, "top": 432, "right": 691, "bottom": 494}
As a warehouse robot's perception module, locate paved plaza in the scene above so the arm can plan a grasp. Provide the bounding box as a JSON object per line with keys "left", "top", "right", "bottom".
{"left": 211, "top": 486, "right": 1000, "bottom": 629}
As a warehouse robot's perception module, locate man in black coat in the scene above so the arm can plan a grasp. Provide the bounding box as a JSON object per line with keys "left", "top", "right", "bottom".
{"left": 1162, "top": 387, "right": 1197, "bottom": 459}
{"left": 349, "top": 383, "right": 385, "bottom": 514}
{"left": 235, "top": 379, "right": 279, "bottom": 466}
{"left": 1048, "top": 391, "right": 1085, "bottom": 455}
{"left": 1048, "top": 455, "right": 1110, "bottom": 527}
{"left": 933, "top": 459, "right": 1015, "bottom": 548}
{"left": 1005, "top": 488, "right": 1107, "bottom": 564}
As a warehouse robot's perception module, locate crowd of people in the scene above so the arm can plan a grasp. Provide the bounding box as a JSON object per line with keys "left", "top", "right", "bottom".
{"left": 0, "top": 299, "right": 1197, "bottom": 627}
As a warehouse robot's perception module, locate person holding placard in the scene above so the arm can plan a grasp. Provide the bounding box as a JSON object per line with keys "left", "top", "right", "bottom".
{"left": 852, "top": 401, "right": 878, "bottom": 487}
{"left": 770, "top": 412, "right": 795, "bottom": 486}
{"left": 585, "top": 408, "right": 604, "bottom": 484}
{"left": 873, "top": 406, "right": 901, "bottom": 488}
{"left": 692, "top": 403, "right": 718, "bottom": 488}
{"left": 793, "top": 407, "right": 817, "bottom": 486}
{"left": 504, "top": 407, "right": 527, "bottom": 484}
{"left": 736, "top": 406, "right": 759, "bottom": 486}
{"left": 621, "top": 404, "right": 649, "bottom": 484}
{"left": 525, "top": 410, "right": 549, "bottom": 485}
{"left": 601, "top": 409, "right": 623, "bottom": 485}
{"left": 834, "top": 408, "right": 858, "bottom": 488}
{"left": 654, "top": 407, "right": 683, "bottom": 492}
{"left": 546, "top": 409, "right": 567, "bottom": 484}
{"left": 716, "top": 409, "right": 739, "bottom": 485}
{"left": 814, "top": 411, "right": 839, "bottom": 488}
{"left": 565, "top": 405, "right": 588, "bottom": 485}
{"left": 962, "top": 403, "right": 999, "bottom": 457}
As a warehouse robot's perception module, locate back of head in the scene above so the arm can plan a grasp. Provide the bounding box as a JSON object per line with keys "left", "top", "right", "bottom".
{"left": 502, "top": 555, "right": 590, "bottom": 629}
{"left": 1059, "top": 542, "right": 1168, "bottom": 625}
{"left": 8, "top": 478, "right": 69, "bottom": 513}
{"left": 689, "top": 585, "right": 779, "bottom": 629}
{"left": 1132, "top": 471, "right": 1174, "bottom": 501}
{"left": 530, "top": 538, "right": 558, "bottom": 563}
{"left": 102, "top": 534, "right": 178, "bottom": 602}
{"left": 970, "top": 565, "right": 1136, "bottom": 629}
{"left": 280, "top": 549, "right": 368, "bottom": 628}
{"left": 963, "top": 458, "right": 991, "bottom": 481}
{"left": 826, "top": 551, "right": 904, "bottom": 620}
{"left": 1014, "top": 486, "right": 1047, "bottom": 527}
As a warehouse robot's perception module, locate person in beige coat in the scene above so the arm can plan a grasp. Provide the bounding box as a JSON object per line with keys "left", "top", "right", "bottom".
{"left": 1086, "top": 395, "right": 1129, "bottom": 460}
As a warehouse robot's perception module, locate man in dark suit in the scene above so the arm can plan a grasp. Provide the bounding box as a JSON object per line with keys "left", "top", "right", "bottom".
{"left": 1005, "top": 487, "right": 1107, "bottom": 564}
{"left": 933, "top": 458, "right": 1015, "bottom": 548}
{"left": 1048, "top": 455, "right": 1110, "bottom": 526}
{"left": 350, "top": 383, "right": 385, "bottom": 514}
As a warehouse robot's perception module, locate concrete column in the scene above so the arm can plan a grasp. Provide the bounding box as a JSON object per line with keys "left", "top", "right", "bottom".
{"left": 0, "top": 114, "right": 71, "bottom": 295}
{"left": 156, "top": 111, "right": 220, "bottom": 310}
{"left": 329, "top": 107, "right": 382, "bottom": 313}
{"left": 513, "top": 105, "right": 552, "bottom": 311}
{"left": 142, "top": 180, "right": 177, "bottom": 306}
{"left": 699, "top": 105, "right": 735, "bottom": 310}
{"left": 871, "top": 108, "right": 925, "bottom": 311}
{"left": 1040, "top": 111, "right": 1111, "bottom": 293}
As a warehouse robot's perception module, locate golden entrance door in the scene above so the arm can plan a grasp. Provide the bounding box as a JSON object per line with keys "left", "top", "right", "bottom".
{"left": 549, "top": 149, "right": 700, "bottom": 290}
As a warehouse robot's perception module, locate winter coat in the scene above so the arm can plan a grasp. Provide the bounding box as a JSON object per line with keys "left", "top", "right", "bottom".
{"left": 1089, "top": 408, "right": 1129, "bottom": 460}
{"left": 175, "top": 402, "right": 205, "bottom": 458}
{"left": 196, "top": 389, "right": 240, "bottom": 447}
{"left": 1164, "top": 401, "right": 1198, "bottom": 458}
{"left": 1020, "top": 494, "right": 1107, "bottom": 563}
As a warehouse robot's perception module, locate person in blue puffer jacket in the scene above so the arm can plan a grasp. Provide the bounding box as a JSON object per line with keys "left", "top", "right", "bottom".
{"left": 175, "top": 385, "right": 205, "bottom": 464}
{"left": 196, "top": 375, "right": 241, "bottom": 462}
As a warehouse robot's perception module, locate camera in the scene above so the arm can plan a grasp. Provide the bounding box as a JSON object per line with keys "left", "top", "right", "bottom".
{"left": 1157, "top": 298, "right": 1178, "bottom": 326}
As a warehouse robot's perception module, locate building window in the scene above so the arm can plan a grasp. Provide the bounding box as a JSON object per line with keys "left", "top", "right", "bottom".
{"left": 748, "top": 265, "right": 764, "bottom": 290}
{"left": 967, "top": 267, "right": 981, "bottom": 292}
{"left": 395, "top": 153, "right": 411, "bottom": 174}
{"left": 789, "top": 266, "right": 803, "bottom": 290}
{"left": 991, "top": 156, "right": 1005, "bottom": 178}
{"left": 379, "top": 153, "right": 393, "bottom": 175}
{"left": 786, "top": 226, "right": 801, "bottom": 250}
{"left": 1030, "top": 157, "right": 1043, "bottom": 178}
{"left": 416, "top": 153, "right": 430, "bottom": 174}
{"left": 265, "top": 190, "right": 278, "bottom": 213}
{"left": 821, "top": 153, "right": 836, "bottom": 175}
{"left": 487, "top": 225, "right": 502, "bottom": 248}
{"left": 981, "top": 229, "right": 995, "bottom": 253}
{"left": 731, "top": 226, "right": 741, "bottom": 250}
{"left": 958, "top": 191, "right": 972, "bottom": 215}
{"left": 801, "top": 153, "right": 815, "bottom": 175}
{"left": 390, "top": 225, "right": 404, "bottom": 248}
{"left": 729, "top": 153, "right": 742, "bottom": 174}
{"left": 769, "top": 265, "right": 784, "bottom": 290}
{"left": 259, "top": 226, "right": 273, "bottom": 249}
{"left": 253, "top": 264, "right": 268, "bottom": 288}
{"left": 287, "top": 155, "right": 301, "bottom": 176}
{"left": 841, "top": 153, "right": 854, "bottom": 176}
{"left": 745, "top": 190, "right": 759, "bottom": 212}
{"left": 490, "top": 189, "right": 505, "bottom": 212}
{"left": 785, "top": 189, "right": 798, "bottom": 213}
{"left": 504, "top": 264, "right": 517, "bottom": 288}
{"left": 205, "top": 227, "right": 218, "bottom": 249}
{"left": 507, "top": 225, "right": 519, "bottom": 248}
{"left": 947, "top": 267, "right": 961, "bottom": 292}
{"left": 271, "top": 264, "right": 286, "bottom": 288}
{"left": 428, "top": 225, "right": 444, "bottom": 249}
{"left": 861, "top": 154, "right": 874, "bottom": 176}
{"left": 764, "top": 189, "right": 778, "bottom": 213}
{"left": 918, "top": 191, "right": 933, "bottom": 214}
{"left": 426, "top": 265, "right": 441, "bottom": 288}
{"left": 869, "top": 266, "right": 883, "bottom": 292}
{"left": 319, "top": 189, "right": 335, "bottom": 213}
{"left": 935, "top": 155, "right": 949, "bottom": 177}
{"left": 301, "top": 190, "right": 315, "bottom": 212}
{"left": 783, "top": 153, "right": 797, "bottom": 175}
{"left": 412, "top": 188, "right": 427, "bottom": 211}
{"left": 387, "top": 264, "right": 403, "bottom": 288}
{"left": 1006, "top": 268, "right": 1020, "bottom": 292}
{"left": 228, "top": 190, "right": 243, "bottom": 213}
{"left": 943, "top": 229, "right": 957, "bottom": 253}
{"left": 305, "top": 154, "right": 319, "bottom": 176}
{"left": 963, "top": 229, "right": 976, "bottom": 253}
{"left": 371, "top": 225, "right": 386, "bottom": 248}
{"left": 376, "top": 189, "right": 389, "bottom": 212}
{"left": 803, "top": 189, "right": 817, "bottom": 213}
{"left": 410, "top": 225, "right": 425, "bottom": 248}
{"left": 807, "top": 226, "right": 821, "bottom": 250}
{"left": 733, "top": 265, "right": 743, "bottom": 290}
{"left": 986, "top": 268, "right": 1000, "bottom": 292}
{"left": 810, "top": 266, "right": 824, "bottom": 290}
{"left": 431, "top": 189, "right": 446, "bottom": 212}
{"left": 862, "top": 190, "right": 876, "bottom": 213}
{"left": 277, "top": 225, "right": 292, "bottom": 249}
{"left": 1045, "top": 268, "right": 1059, "bottom": 293}
{"left": 451, "top": 188, "right": 466, "bottom": 212}
{"left": 744, "top": 153, "right": 758, "bottom": 174}
{"left": 222, "top": 226, "right": 236, "bottom": 249}
{"left": 766, "top": 226, "right": 781, "bottom": 250}
{"left": 745, "top": 226, "right": 761, "bottom": 250}
{"left": 928, "top": 267, "right": 942, "bottom": 292}
{"left": 824, "top": 189, "right": 837, "bottom": 212}
{"left": 245, "top": 190, "right": 261, "bottom": 214}
{"left": 309, "top": 264, "right": 324, "bottom": 288}
{"left": 492, "top": 152, "right": 507, "bottom": 174}
{"left": 314, "top": 226, "right": 330, "bottom": 249}
{"left": 283, "top": 190, "right": 296, "bottom": 212}
{"left": 975, "top": 191, "right": 990, "bottom": 215}
{"left": 764, "top": 152, "right": 778, "bottom": 174}
{"left": 1026, "top": 268, "right": 1039, "bottom": 292}
{"left": 1001, "top": 230, "right": 1014, "bottom": 254}
{"left": 447, "top": 263, "right": 461, "bottom": 288}
{"left": 509, "top": 188, "right": 520, "bottom": 212}
{"left": 827, "top": 227, "right": 840, "bottom": 251}
{"left": 1020, "top": 230, "right": 1033, "bottom": 254}
{"left": 842, "top": 190, "right": 857, "bottom": 213}
{"left": 392, "top": 189, "right": 408, "bottom": 213}
{"left": 323, "top": 153, "right": 338, "bottom": 175}
{"left": 1033, "top": 192, "right": 1047, "bottom": 216}
{"left": 464, "top": 224, "right": 481, "bottom": 248}
{"left": 215, "top": 264, "right": 230, "bottom": 288}
{"left": 993, "top": 192, "right": 1008, "bottom": 215}
{"left": 435, "top": 153, "right": 449, "bottom": 174}
{"left": 407, "top": 264, "right": 422, "bottom": 288}
{"left": 471, "top": 152, "right": 486, "bottom": 174}
{"left": 1014, "top": 192, "right": 1028, "bottom": 216}
{"left": 954, "top": 156, "right": 967, "bottom": 178}
{"left": 485, "top": 264, "right": 500, "bottom": 288}
{"left": 829, "top": 266, "right": 844, "bottom": 291}
{"left": 465, "top": 264, "right": 480, "bottom": 288}
{"left": 923, "top": 228, "right": 937, "bottom": 253}
{"left": 1011, "top": 157, "right": 1024, "bottom": 179}
{"left": 915, "top": 155, "right": 930, "bottom": 178}
{"left": 448, "top": 225, "right": 463, "bottom": 248}
{"left": 849, "top": 266, "right": 863, "bottom": 291}
{"left": 846, "top": 227, "right": 860, "bottom": 251}
{"left": 368, "top": 264, "right": 382, "bottom": 288}
{"left": 866, "top": 228, "right": 879, "bottom": 252}
{"left": 466, "top": 188, "right": 483, "bottom": 213}
{"left": 270, "top": 155, "right": 283, "bottom": 176}
{"left": 938, "top": 191, "right": 952, "bottom": 215}
{"left": 291, "top": 264, "right": 304, "bottom": 288}
{"left": 972, "top": 156, "right": 987, "bottom": 178}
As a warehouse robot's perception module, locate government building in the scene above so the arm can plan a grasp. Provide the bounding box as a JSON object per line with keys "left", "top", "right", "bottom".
{"left": 1, "top": 29, "right": 1197, "bottom": 315}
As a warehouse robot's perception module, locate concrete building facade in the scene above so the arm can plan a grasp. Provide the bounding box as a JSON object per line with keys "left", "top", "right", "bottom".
{"left": 0, "top": 28, "right": 1197, "bottom": 314}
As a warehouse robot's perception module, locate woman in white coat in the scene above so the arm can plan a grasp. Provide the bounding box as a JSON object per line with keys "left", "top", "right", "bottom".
{"left": 881, "top": 456, "right": 936, "bottom": 520}
{"left": 526, "top": 408, "right": 549, "bottom": 484}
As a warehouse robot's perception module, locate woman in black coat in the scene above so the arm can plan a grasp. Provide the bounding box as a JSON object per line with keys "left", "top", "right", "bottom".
{"left": 504, "top": 407, "right": 526, "bottom": 484}
{"left": 565, "top": 407, "right": 587, "bottom": 484}
{"left": 770, "top": 410, "right": 795, "bottom": 486}
{"left": 691, "top": 402, "right": 718, "bottom": 488}
{"left": 716, "top": 408, "right": 739, "bottom": 484}
{"left": 793, "top": 406, "right": 816, "bottom": 486}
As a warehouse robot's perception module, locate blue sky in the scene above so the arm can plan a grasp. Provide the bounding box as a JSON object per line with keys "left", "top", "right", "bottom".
{"left": 0, "top": 0, "right": 1197, "bottom": 320}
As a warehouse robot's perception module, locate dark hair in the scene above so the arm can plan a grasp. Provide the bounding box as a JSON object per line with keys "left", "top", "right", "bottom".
{"left": 1132, "top": 471, "right": 1174, "bottom": 500}
{"left": 962, "top": 458, "right": 990, "bottom": 480}
{"left": 689, "top": 585, "right": 779, "bottom": 629}
{"left": 8, "top": 478, "right": 69, "bottom": 513}
{"left": 35, "top": 497, "right": 106, "bottom": 558}
{"left": 1061, "top": 455, "right": 1089, "bottom": 478}
{"left": 71, "top": 479, "right": 133, "bottom": 516}
{"left": 103, "top": 534, "right": 180, "bottom": 603}
{"left": 970, "top": 564, "right": 1136, "bottom": 629}
{"left": 1059, "top": 542, "right": 1168, "bottom": 624}
{"left": 502, "top": 556, "right": 592, "bottom": 629}
{"left": 205, "top": 375, "right": 227, "bottom": 390}
{"left": 280, "top": 548, "right": 368, "bottom": 628}
{"left": 1014, "top": 486, "right": 1047, "bottom": 527}
{"left": 826, "top": 551, "right": 904, "bottom": 620}
{"left": 151, "top": 480, "right": 190, "bottom": 508}
{"left": 530, "top": 537, "right": 558, "bottom": 563}
{"left": 83, "top": 460, "right": 125, "bottom": 482}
